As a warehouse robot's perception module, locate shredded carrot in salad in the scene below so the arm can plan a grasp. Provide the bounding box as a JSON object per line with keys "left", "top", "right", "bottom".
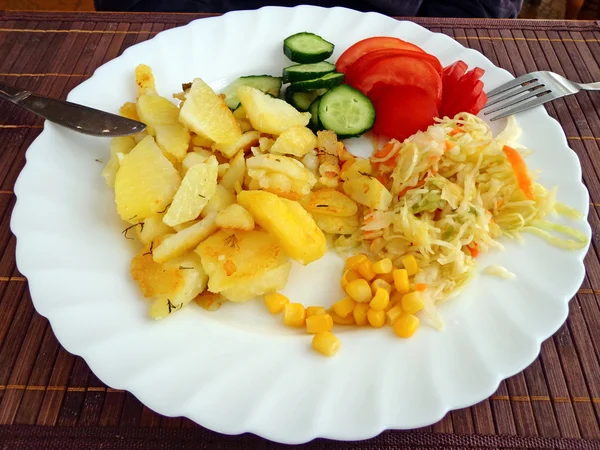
{"left": 503, "top": 145, "right": 535, "bottom": 200}
{"left": 333, "top": 113, "right": 587, "bottom": 331}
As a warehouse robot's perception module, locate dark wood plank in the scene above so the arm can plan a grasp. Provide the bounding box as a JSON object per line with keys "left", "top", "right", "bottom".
{"left": 35, "top": 347, "right": 76, "bottom": 426}
{"left": 13, "top": 322, "right": 61, "bottom": 425}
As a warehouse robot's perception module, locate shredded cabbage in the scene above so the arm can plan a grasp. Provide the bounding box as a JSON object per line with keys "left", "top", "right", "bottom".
{"left": 483, "top": 265, "right": 516, "bottom": 280}
{"left": 338, "top": 113, "right": 587, "bottom": 330}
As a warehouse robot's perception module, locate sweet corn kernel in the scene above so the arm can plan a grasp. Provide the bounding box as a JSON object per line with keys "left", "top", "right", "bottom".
{"left": 345, "top": 253, "right": 368, "bottom": 270}
{"left": 341, "top": 269, "right": 361, "bottom": 288}
{"left": 371, "top": 278, "right": 392, "bottom": 296}
{"left": 386, "top": 304, "right": 404, "bottom": 324}
{"left": 345, "top": 279, "right": 373, "bottom": 303}
{"left": 367, "top": 308, "right": 386, "bottom": 328}
{"left": 312, "top": 331, "right": 341, "bottom": 356}
{"left": 333, "top": 297, "right": 356, "bottom": 318}
{"left": 306, "top": 306, "right": 327, "bottom": 317}
{"left": 283, "top": 303, "right": 306, "bottom": 327}
{"left": 370, "top": 288, "right": 390, "bottom": 311}
{"left": 356, "top": 259, "right": 376, "bottom": 281}
{"left": 393, "top": 313, "right": 420, "bottom": 338}
{"left": 306, "top": 314, "right": 334, "bottom": 334}
{"left": 372, "top": 258, "right": 393, "bottom": 274}
{"left": 377, "top": 272, "right": 395, "bottom": 284}
{"left": 393, "top": 269, "right": 409, "bottom": 294}
{"left": 401, "top": 291, "right": 425, "bottom": 315}
{"left": 353, "top": 303, "right": 370, "bottom": 326}
{"left": 330, "top": 310, "right": 356, "bottom": 325}
{"left": 390, "top": 291, "right": 403, "bottom": 305}
{"left": 401, "top": 254, "right": 419, "bottom": 276}
{"left": 264, "top": 292, "right": 290, "bottom": 314}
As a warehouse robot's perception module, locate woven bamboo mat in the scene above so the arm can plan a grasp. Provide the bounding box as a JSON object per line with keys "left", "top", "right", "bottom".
{"left": 1, "top": 11, "right": 600, "bottom": 449}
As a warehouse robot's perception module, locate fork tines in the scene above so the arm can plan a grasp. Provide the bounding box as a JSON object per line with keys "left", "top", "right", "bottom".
{"left": 483, "top": 73, "right": 553, "bottom": 121}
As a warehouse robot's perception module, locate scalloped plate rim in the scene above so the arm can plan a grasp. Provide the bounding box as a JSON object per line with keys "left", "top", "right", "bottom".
{"left": 10, "top": 5, "right": 591, "bottom": 444}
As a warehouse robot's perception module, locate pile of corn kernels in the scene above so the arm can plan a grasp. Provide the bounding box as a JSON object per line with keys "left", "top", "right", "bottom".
{"left": 263, "top": 253, "right": 426, "bottom": 357}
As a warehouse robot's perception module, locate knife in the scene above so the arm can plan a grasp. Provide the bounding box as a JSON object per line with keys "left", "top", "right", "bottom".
{"left": 0, "top": 81, "right": 146, "bottom": 137}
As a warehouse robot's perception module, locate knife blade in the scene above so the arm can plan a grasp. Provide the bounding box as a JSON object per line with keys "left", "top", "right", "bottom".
{"left": 0, "top": 81, "right": 146, "bottom": 137}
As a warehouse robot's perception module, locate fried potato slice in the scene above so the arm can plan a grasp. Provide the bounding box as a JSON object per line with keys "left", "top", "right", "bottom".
{"left": 237, "top": 190, "right": 326, "bottom": 265}
{"left": 303, "top": 188, "right": 358, "bottom": 217}
{"left": 196, "top": 229, "right": 290, "bottom": 300}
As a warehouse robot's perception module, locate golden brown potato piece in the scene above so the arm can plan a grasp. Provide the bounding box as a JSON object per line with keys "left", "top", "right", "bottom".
{"left": 135, "top": 64, "right": 156, "bottom": 96}
{"left": 316, "top": 130, "right": 341, "bottom": 188}
{"left": 237, "top": 86, "right": 310, "bottom": 135}
{"left": 311, "top": 212, "right": 359, "bottom": 235}
{"left": 220, "top": 150, "right": 246, "bottom": 191}
{"left": 246, "top": 154, "right": 317, "bottom": 199}
{"left": 339, "top": 157, "right": 372, "bottom": 181}
{"left": 148, "top": 253, "right": 208, "bottom": 319}
{"left": 130, "top": 248, "right": 183, "bottom": 299}
{"left": 179, "top": 78, "right": 241, "bottom": 145}
{"left": 219, "top": 262, "right": 291, "bottom": 302}
{"left": 190, "top": 133, "right": 215, "bottom": 149}
{"left": 137, "top": 213, "right": 174, "bottom": 246}
{"left": 195, "top": 229, "right": 289, "bottom": 298}
{"left": 213, "top": 130, "right": 260, "bottom": 158}
{"left": 136, "top": 93, "right": 191, "bottom": 162}
{"left": 343, "top": 175, "right": 392, "bottom": 211}
{"left": 303, "top": 188, "right": 358, "bottom": 217}
{"left": 270, "top": 126, "right": 317, "bottom": 157}
{"left": 102, "top": 136, "right": 137, "bottom": 188}
{"left": 120, "top": 102, "right": 140, "bottom": 121}
{"left": 237, "top": 190, "right": 326, "bottom": 265}
{"left": 216, "top": 204, "right": 255, "bottom": 231}
{"left": 195, "top": 291, "right": 226, "bottom": 311}
{"left": 163, "top": 155, "right": 218, "bottom": 227}
{"left": 153, "top": 212, "right": 218, "bottom": 263}
{"left": 201, "top": 185, "right": 236, "bottom": 217}
{"left": 114, "top": 136, "right": 181, "bottom": 222}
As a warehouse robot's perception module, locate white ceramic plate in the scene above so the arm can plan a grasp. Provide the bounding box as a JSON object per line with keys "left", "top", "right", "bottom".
{"left": 11, "top": 6, "right": 591, "bottom": 444}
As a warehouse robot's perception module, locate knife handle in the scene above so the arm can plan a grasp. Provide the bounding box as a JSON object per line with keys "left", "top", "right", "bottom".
{"left": 0, "top": 81, "right": 31, "bottom": 103}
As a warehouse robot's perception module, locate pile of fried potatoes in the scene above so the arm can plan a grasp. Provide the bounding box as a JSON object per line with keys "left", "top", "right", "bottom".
{"left": 102, "top": 64, "right": 393, "bottom": 320}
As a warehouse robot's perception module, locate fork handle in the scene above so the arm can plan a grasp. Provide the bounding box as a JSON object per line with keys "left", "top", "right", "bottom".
{"left": 577, "top": 82, "right": 600, "bottom": 91}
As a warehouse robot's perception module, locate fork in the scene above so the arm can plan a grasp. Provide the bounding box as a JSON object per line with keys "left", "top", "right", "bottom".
{"left": 481, "top": 71, "right": 600, "bottom": 121}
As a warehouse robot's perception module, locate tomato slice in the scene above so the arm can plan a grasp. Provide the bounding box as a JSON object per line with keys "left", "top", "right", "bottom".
{"left": 351, "top": 55, "right": 443, "bottom": 105}
{"left": 370, "top": 85, "right": 438, "bottom": 142}
{"left": 442, "top": 60, "right": 468, "bottom": 87}
{"left": 467, "top": 89, "right": 487, "bottom": 115}
{"left": 345, "top": 48, "right": 443, "bottom": 86}
{"left": 441, "top": 61, "right": 470, "bottom": 116}
{"left": 441, "top": 66, "right": 486, "bottom": 118}
{"left": 336, "top": 36, "right": 425, "bottom": 73}
{"left": 446, "top": 79, "right": 484, "bottom": 118}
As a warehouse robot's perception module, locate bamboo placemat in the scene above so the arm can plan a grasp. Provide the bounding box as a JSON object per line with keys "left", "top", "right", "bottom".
{"left": 1, "top": 11, "right": 600, "bottom": 449}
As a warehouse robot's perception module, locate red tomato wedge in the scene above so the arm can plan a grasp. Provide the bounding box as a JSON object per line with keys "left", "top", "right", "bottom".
{"left": 451, "top": 80, "right": 484, "bottom": 116}
{"left": 345, "top": 48, "right": 443, "bottom": 86}
{"left": 441, "top": 65, "right": 486, "bottom": 118}
{"left": 442, "top": 60, "right": 468, "bottom": 87}
{"left": 351, "top": 55, "right": 443, "bottom": 105}
{"left": 469, "top": 90, "right": 488, "bottom": 115}
{"left": 370, "top": 85, "right": 438, "bottom": 142}
{"left": 336, "top": 36, "right": 425, "bottom": 73}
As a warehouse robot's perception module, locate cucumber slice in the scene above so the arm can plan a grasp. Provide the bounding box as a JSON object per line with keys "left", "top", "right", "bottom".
{"left": 283, "top": 32, "right": 334, "bottom": 63}
{"left": 282, "top": 61, "right": 336, "bottom": 83}
{"left": 285, "top": 88, "right": 327, "bottom": 112}
{"left": 290, "top": 72, "right": 344, "bottom": 92}
{"left": 220, "top": 75, "right": 282, "bottom": 110}
{"left": 318, "top": 85, "right": 375, "bottom": 138}
{"left": 308, "top": 96, "right": 323, "bottom": 132}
